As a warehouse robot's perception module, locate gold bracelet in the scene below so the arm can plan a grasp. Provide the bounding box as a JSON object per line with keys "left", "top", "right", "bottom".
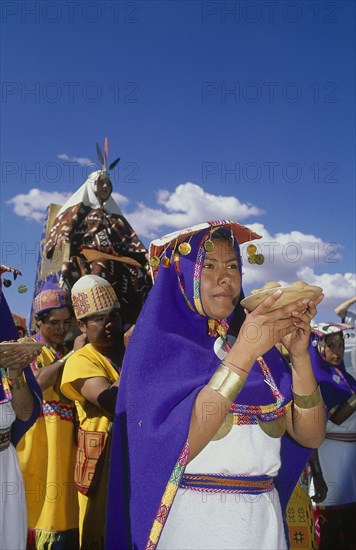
{"left": 207, "top": 364, "right": 246, "bottom": 401}
{"left": 347, "top": 393, "right": 356, "bottom": 410}
{"left": 292, "top": 385, "right": 322, "bottom": 409}
{"left": 8, "top": 371, "right": 27, "bottom": 391}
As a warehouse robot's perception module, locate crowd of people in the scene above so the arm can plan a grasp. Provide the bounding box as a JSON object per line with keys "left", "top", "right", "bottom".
{"left": 0, "top": 167, "right": 355, "bottom": 550}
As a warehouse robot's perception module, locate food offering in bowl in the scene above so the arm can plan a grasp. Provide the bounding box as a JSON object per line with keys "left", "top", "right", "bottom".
{"left": 0, "top": 337, "right": 44, "bottom": 353}
{"left": 240, "top": 281, "right": 323, "bottom": 313}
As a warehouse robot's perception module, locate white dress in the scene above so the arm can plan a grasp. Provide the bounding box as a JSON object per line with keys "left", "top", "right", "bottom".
{"left": 158, "top": 424, "right": 287, "bottom": 550}
{"left": 0, "top": 401, "right": 27, "bottom": 550}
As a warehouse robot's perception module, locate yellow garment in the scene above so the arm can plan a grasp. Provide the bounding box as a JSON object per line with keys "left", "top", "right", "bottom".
{"left": 17, "top": 343, "right": 79, "bottom": 548}
{"left": 287, "top": 481, "right": 318, "bottom": 549}
{"left": 61, "top": 344, "right": 119, "bottom": 549}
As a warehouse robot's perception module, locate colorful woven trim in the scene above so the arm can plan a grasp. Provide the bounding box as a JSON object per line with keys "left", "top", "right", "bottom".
{"left": 208, "top": 318, "right": 230, "bottom": 338}
{"left": 0, "top": 427, "right": 11, "bottom": 452}
{"left": 180, "top": 473, "right": 275, "bottom": 494}
{"left": 229, "top": 356, "right": 290, "bottom": 419}
{"left": 146, "top": 442, "right": 190, "bottom": 550}
{"left": 232, "top": 412, "right": 258, "bottom": 425}
{"left": 231, "top": 404, "right": 291, "bottom": 425}
{"left": 193, "top": 230, "right": 212, "bottom": 315}
{"left": 41, "top": 400, "right": 74, "bottom": 422}
{"left": 173, "top": 253, "right": 195, "bottom": 312}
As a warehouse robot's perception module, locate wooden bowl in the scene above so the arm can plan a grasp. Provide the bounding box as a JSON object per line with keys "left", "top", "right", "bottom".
{"left": 240, "top": 284, "right": 323, "bottom": 312}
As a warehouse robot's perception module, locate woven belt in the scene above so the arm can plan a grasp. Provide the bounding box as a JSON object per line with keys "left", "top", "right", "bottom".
{"left": 0, "top": 427, "right": 11, "bottom": 452}
{"left": 180, "top": 473, "right": 275, "bottom": 494}
{"left": 325, "top": 432, "right": 356, "bottom": 443}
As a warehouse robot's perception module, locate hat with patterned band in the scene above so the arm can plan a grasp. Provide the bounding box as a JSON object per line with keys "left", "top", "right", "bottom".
{"left": 33, "top": 281, "right": 71, "bottom": 316}
{"left": 71, "top": 275, "right": 119, "bottom": 320}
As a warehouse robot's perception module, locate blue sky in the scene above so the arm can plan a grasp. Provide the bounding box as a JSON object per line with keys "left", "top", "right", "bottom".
{"left": 1, "top": 0, "right": 355, "bottom": 323}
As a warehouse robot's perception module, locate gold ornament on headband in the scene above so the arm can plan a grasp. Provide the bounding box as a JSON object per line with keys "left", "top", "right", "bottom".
{"left": 205, "top": 239, "right": 214, "bottom": 252}
{"left": 246, "top": 244, "right": 257, "bottom": 256}
{"left": 161, "top": 255, "right": 170, "bottom": 268}
{"left": 149, "top": 256, "right": 160, "bottom": 268}
{"left": 246, "top": 243, "right": 264, "bottom": 265}
{"left": 178, "top": 242, "right": 191, "bottom": 255}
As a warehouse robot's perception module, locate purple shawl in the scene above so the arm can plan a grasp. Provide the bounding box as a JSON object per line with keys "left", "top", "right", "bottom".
{"left": 0, "top": 289, "right": 42, "bottom": 446}
{"left": 106, "top": 225, "right": 313, "bottom": 549}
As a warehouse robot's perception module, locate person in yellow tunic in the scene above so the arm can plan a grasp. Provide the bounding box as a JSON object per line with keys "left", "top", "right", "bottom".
{"left": 17, "top": 282, "right": 80, "bottom": 549}
{"left": 61, "top": 275, "right": 124, "bottom": 549}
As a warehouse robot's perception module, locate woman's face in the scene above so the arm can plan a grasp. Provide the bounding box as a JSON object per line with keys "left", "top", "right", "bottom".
{"left": 323, "top": 333, "right": 345, "bottom": 366}
{"left": 37, "top": 307, "right": 72, "bottom": 347}
{"left": 200, "top": 238, "right": 241, "bottom": 320}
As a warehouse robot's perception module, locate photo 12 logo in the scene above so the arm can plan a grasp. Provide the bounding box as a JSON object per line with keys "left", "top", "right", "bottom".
{"left": 1, "top": 81, "right": 140, "bottom": 104}
{"left": 201, "top": 1, "right": 340, "bottom": 24}
{"left": 201, "top": 161, "right": 340, "bottom": 184}
{"left": 1, "top": 161, "right": 140, "bottom": 185}
{"left": 201, "top": 81, "right": 339, "bottom": 104}
{"left": 1, "top": 2, "right": 140, "bottom": 24}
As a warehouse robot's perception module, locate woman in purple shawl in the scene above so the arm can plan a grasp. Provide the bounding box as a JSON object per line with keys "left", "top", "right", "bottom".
{"left": 106, "top": 220, "right": 326, "bottom": 550}
{"left": 308, "top": 323, "right": 356, "bottom": 549}
{"left": 0, "top": 266, "right": 42, "bottom": 550}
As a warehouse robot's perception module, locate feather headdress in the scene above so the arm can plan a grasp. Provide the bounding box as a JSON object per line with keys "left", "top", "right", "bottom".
{"left": 96, "top": 136, "right": 120, "bottom": 174}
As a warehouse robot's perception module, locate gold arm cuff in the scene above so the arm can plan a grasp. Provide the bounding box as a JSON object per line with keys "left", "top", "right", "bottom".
{"left": 8, "top": 371, "right": 26, "bottom": 391}
{"left": 207, "top": 364, "right": 246, "bottom": 402}
{"left": 347, "top": 393, "right": 356, "bottom": 409}
{"left": 292, "top": 385, "right": 322, "bottom": 409}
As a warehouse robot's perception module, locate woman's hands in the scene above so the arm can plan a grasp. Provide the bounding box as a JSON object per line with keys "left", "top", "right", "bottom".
{"left": 0, "top": 342, "right": 39, "bottom": 422}
{"left": 233, "top": 290, "right": 318, "bottom": 365}
{"left": 282, "top": 294, "right": 324, "bottom": 359}
{"left": 0, "top": 345, "right": 39, "bottom": 377}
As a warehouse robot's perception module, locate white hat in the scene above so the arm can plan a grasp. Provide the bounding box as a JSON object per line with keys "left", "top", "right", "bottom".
{"left": 311, "top": 322, "right": 354, "bottom": 337}
{"left": 71, "top": 275, "right": 119, "bottom": 319}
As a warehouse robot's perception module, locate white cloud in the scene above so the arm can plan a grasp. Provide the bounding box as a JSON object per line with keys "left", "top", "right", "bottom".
{"left": 112, "top": 192, "right": 129, "bottom": 207}
{"left": 57, "top": 153, "right": 94, "bottom": 167}
{"left": 295, "top": 268, "right": 355, "bottom": 307}
{"left": 239, "top": 223, "right": 344, "bottom": 286}
{"left": 6, "top": 189, "right": 130, "bottom": 223}
{"left": 240, "top": 230, "right": 355, "bottom": 319}
{"left": 125, "top": 182, "right": 264, "bottom": 238}
{"left": 6, "top": 189, "right": 72, "bottom": 222}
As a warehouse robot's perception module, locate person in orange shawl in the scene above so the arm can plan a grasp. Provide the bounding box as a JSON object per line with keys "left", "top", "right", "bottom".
{"left": 17, "top": 282, "right": 80, "bottom": 549}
